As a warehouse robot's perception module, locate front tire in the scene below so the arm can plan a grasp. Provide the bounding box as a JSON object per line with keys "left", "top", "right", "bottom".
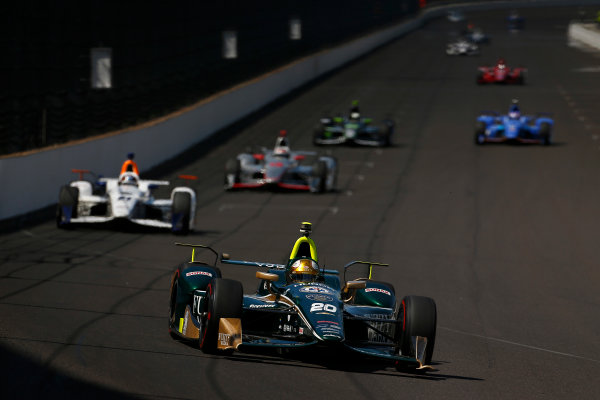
{"left": 168, "top": 277, "right": 181, "bottom": 339}
{"left": 56, "top": 185, "right": 79, "bottom": 228}
{"left": 398, "top": 295, "right": 437, "bottom": 366}
{"left": 312, "top": 160, "right": 328, "bottom": 193}
{"left": 475, "top": 121, "right": 486, "bottom": 145}
{"left": 225, "top": 158, "right": 241, "bottom": 187}
{"left": 171, "top": 192, "right": 191, "bottom": 235}
{"left": 199, "top": 278, "right": 243, "bottom": 353}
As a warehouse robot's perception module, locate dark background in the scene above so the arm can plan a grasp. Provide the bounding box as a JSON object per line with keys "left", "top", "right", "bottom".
{"left": 0, "top": 0, "right": 421, "bottom": 155}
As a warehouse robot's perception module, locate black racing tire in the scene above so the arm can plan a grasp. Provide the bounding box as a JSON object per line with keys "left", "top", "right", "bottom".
{"left": 382, "top": 122, "right": 393, "bottom": 147}
{"left": 171, "top": 192, "right": 191, "bottom": 235}
{"left": 398, "top": 295, "right": 437, "bottom": 366}
{"left": 312, "top": 160, "right": 328, "bottom": 193}
{"left": 539, "top": 122, "right": 551, "bottom": 146}
{"left": 199, "top": 278, "right": 243, "bottom": 353}
{"left": 56, "top": 185, "right": 79, "bottom": 228}
{"left": 225, "top": 158, "right": 241, "bottom": 186}
{"left": 475, "top": 121, "right": 486, "bottom": 145}
{"left": 313, "top": 124, "right": 325, "bottom": 146}
{"left": 168, "top": 277, "right": 180, "bottom": 339}
{"left": 476, "top": 71, "right": 484, "bottom": 85}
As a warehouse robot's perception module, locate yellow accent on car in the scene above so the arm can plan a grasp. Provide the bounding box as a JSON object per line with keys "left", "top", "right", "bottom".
{"left": 289, "top": 236, "right": 318, "bottom": 261}
{"left": 179, "top": 318, "right": 184, "bottom": 333}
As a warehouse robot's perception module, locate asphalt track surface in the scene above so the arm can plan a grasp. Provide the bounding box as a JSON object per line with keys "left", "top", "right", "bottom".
{"left": 2, "top": 7, "right": 600, "bottom": 400}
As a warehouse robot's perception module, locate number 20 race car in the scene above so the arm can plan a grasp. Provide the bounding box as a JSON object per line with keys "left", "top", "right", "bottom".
{"left": 168, "top": 222, "right": 438, "bottom": 372}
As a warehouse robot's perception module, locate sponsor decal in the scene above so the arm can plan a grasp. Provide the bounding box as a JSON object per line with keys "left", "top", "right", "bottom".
{"left": 193, "top": 294, "right": 202, "bottom": 315}
{"left": 365, "top": 287, "right": 391, "bottom": 296}
{"left": 219, "top": 332, "right": 232, "bottom": 346}
{"left": 186, "top": 271, "right": 213, "bottom": 278}
{"left": 305, "top": 294, "right": 333, "bottom": 302}
{"left": 317, "top": 320, "right": 339, "bottom": 325}
{"left": 255, "top": 262, "right": 284, "bottom": 269}
{"left": 300, "top": 286, "right": 332, "bottom": 294}
{"left": 249, "top": 303, "right": 277, "bottom": 309}
{"left": 299, "top": 327, "right": 304, "bottom": 335}
{"left": 310, "top": 303, "right": 337, "bottom": 313}
{"left": 183, "top": 309, "right": 189, "bottom": 334}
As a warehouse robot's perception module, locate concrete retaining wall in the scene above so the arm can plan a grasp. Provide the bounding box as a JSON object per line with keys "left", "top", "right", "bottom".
{"left": 2, "top": 0, "right": 599, "bottom": 223}
{"left": 568, "top": 22, "right": 600, "bottom": 51}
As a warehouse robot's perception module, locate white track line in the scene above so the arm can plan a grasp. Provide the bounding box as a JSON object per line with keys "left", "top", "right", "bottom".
{"left": 440, "top": 326, "right": 600, "bottom": 364}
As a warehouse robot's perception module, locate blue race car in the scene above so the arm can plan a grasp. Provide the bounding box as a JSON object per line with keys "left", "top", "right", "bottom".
{"left": 475, "top": 101, "right": 553, "bottom": 145}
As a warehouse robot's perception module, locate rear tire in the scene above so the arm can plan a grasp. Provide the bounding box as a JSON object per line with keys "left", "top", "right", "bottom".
{"left": 172, "top": 192, "right": 191, "bottom": 235}
{"left": 56, "top": 185, "right": 79, "bottom": 228}
{"left": 199, "top": 278, "right": 243, "bottom": 353}
{"left": 313, "top": 124, "right": 325, "bottom": 146}
{"left": 539, "top": 122, "right": 551, "bottom": 146}
{"left": 398, "top": 295, "right": 437, "bottom": 366}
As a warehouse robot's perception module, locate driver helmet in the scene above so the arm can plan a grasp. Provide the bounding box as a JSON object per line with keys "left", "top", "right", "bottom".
{"left": 274, "top": 130, "right": 290, "bottom": 156}
{"left": 497, "top": 58, "right": 506, "bottom": 68}
{"left": 120, "top": 174, "right": 138, "bottom": 186}
{"left": 289, "top": 258, "right": 319, "bottom": 282}
{"left": 508, "top": 103, "right": 521, "bottom": 119}
{"left": 349, "top": 100, "right": 360, "bottom": 121}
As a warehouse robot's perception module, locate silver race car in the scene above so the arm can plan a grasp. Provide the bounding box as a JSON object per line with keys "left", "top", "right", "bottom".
{"left": 224, "top": 131, "right": 337, "bottom": 193}
{"left": 57, "top": 155, "right": 197, "bottom": 233}
{"left": 446, "top": 38, "right": 479, "bottom": 56}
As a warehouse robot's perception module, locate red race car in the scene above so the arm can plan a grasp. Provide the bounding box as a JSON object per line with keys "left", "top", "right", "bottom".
{"left": 477, "top": 58, "right": 526, "bottom": 84}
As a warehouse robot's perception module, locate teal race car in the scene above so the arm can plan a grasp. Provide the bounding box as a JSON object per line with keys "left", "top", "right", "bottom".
{"left": 168, "top": 222, "right": 437, "bottom": 372}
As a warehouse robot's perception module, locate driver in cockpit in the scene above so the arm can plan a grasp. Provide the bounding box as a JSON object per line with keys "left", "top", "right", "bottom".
{"left": 273, "top": 130, "right": 291, "bottom": 157}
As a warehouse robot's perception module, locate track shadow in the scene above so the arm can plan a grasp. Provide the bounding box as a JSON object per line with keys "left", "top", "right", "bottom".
{"left": 170, "top": 334, "right": 482, "bottom": 382}
{"left": 0, "top": 345, "right": 137, "bottom": 399}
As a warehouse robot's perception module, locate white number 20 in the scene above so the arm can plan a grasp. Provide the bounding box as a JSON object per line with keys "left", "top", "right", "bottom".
{"left": 310, "top": 303, "right": 337, "bottom": 313}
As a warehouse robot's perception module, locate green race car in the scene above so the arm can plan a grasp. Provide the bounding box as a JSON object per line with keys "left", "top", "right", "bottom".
{"left": 168, "top": 222, "right": 437, "bottom": 371}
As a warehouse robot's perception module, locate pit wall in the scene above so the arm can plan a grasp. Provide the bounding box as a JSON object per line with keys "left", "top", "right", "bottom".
{"left": 1, "top": 0, "right": 598, "bottom": 224}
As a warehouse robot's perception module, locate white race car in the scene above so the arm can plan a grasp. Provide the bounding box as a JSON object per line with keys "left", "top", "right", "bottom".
{"left": 446, "top": 39, "right": 479, "bottom": 56}
{"left": 57, "top": 169, "right": 196, "bottom": 234}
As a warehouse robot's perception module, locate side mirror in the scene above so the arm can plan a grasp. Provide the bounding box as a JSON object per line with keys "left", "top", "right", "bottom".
{"left": 343, "top": 280, "right": 366, "bottom": 293}
{"left": 256, "top": 271, "right": 279, "bottom": 282}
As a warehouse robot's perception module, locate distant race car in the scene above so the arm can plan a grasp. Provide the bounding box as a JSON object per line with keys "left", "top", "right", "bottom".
{"left": 462, "top": 25, "right": 490, "bottom": 44}
{"left": 225, "top": 131, "right": 337, "bottom": 192}
{"left": 507, "top": 10, "right": 525, "bottom": 31}
{"left": 57, "top": 154, "right": 197, "bottom": 233}
{"left": 313, "top": 104, "right": 394, "bottom": 147}
{"left": 447, "top": 10, "right": 465, "bottom": 23}
{"left": 475, "top": 101, "right": 553, "bottom": 145}
{"left": 168, "top": 222, "right": 438, "bottom": 372}
{"left": 446, "top": 38, "right": 479, "bottom": 56}
{"left": 477, "top": 58, "right": 526, "bottom": 84}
